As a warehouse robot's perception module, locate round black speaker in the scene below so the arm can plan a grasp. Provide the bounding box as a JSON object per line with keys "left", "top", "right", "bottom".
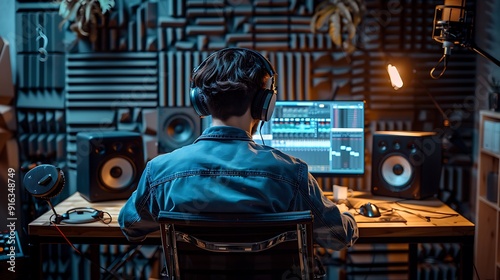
{"left": 99, "top": 157, "right": 135, "bottom": 190}
{"left": 371, "top": 131, "right": 442, "bottom": 199}
{"left": 158, "top": 107, "right": 201, "bottom": 153}
{"left": 165, "top": 114, "right": 196, "bottom": 144}
{"left": 379, "top": 154, "right": 414, "bottom": 191}
{"left": 76, "top": 131, "right": 144, "bottom": 202}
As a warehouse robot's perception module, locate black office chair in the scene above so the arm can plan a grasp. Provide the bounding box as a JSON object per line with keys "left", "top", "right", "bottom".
{"left": 158, "top": 210, "right": 317, "bottom": 280}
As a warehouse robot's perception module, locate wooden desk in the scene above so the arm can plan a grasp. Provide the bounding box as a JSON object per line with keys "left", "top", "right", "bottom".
{"left": 343, "top": 192, "right": 475, "bottom": 280}
{"left": 28, "top": 191, "right": 474, "bottom": 280}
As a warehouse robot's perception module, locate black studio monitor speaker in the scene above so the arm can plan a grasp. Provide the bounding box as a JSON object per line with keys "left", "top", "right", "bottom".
{"left": 371, "top": 131, "right": 442, "bottom": 200}
{"left": 158, "top": 107, "right": 202, "bottom": 154}
{"left": 76, "top": 131, "right": 144, "bottom": 202}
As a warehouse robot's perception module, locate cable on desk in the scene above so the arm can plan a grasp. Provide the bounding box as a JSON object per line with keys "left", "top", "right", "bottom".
{"left": 392, "top": 201, "right": 459, "bottom": 222}
{"left": 61, "top": 207, "right": 113, "bottom": 224}
{"left": 49, "top": 207, "right": 113, "bottom": 225}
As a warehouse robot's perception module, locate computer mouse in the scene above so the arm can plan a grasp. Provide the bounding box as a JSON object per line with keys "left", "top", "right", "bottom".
{"left": 359, "top": 202, "right": 381, "bottom": 217}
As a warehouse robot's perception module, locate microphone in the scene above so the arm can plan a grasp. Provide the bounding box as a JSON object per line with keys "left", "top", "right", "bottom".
{"left": 430, "top": 0, "right": 469, "bottom": 79}
{"left": 432, "top": 0, "right": 467, "bottom": 56}
{"left": 430, "top": 0, "right": 500, "bottom": 76}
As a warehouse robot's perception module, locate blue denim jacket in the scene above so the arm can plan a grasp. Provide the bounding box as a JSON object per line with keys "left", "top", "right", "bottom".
{"left": 118, "top": 126, "right": 358, "bottom": 250}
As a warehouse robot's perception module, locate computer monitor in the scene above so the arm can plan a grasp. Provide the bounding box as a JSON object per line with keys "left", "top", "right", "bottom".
{"left": 253, "top": 100, "right": 365, "bottom": 176}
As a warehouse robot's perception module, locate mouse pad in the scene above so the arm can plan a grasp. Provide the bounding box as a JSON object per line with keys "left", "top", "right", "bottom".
{"left": 354, "top": 211, "right": 406, "bottom": 223}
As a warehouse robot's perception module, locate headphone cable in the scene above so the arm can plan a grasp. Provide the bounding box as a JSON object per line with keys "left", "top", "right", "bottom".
{"left": 258, "top": 121, "right": 265, "bottom": 145}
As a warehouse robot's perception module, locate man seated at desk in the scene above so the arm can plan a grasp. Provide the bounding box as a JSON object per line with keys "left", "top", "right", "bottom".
{"left": 118, "top": 47, "right": 358, "bottom": 251}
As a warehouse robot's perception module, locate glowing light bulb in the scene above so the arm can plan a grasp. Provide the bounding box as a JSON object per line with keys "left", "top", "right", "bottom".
{"left": 387, "top": 64, "right": 404, "bottom": 90}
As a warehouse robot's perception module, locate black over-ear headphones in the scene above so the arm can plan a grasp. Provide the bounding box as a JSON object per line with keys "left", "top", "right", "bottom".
{"left": 190, "top": 48, "right": 277, "bottom": 121}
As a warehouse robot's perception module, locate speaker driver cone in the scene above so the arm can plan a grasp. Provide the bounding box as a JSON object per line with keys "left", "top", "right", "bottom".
{"left": 158, "top": 107, "right": 202, "bottom": 154}
{"left": 165, "top": 115, "right": 195, "bottom": 143}
{"left": 100, "top": 157, "right": 134, "bottom": 190}
{"left": 380, "top": 155, "right": 413, "bottom": 189}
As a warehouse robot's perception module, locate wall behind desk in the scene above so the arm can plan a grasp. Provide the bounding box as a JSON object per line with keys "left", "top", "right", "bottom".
{"left": 9, "top": 0, "right": 479, "bottom": 214}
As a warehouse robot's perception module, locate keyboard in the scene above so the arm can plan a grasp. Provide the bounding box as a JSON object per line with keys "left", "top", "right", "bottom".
{"left": 0, "top": 230, "right": 23, "bottom": 261}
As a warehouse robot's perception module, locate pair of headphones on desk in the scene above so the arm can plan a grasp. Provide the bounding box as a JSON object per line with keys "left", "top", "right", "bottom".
{"left": 190, "top": 47, "right": 277, "bottom": 121}
{"left": 59, "top": 207, "right": 112, "bottom": 224}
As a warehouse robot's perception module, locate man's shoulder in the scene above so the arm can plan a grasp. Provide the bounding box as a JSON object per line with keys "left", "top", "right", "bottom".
{"left": 260, "top": 146, "right": 308, "bottom": 166}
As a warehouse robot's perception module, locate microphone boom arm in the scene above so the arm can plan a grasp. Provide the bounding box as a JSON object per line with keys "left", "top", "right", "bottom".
{"left": 464, "top": 42, "right": 500, "bottom": 67}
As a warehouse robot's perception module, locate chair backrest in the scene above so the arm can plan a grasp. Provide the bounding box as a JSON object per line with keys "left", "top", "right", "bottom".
{"left": 158, "top": 210, "right": 315, "bottom": 280}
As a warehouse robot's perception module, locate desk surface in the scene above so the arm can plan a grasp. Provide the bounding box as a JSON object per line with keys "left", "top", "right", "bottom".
{"left": 28, "top": 191, "right": 474, "bottom": 241}
{"left": 28, "top": 191, "right": 475, "bottom": 280}
{"left": 343, "top": 192, "right": 474, "bottom": 240}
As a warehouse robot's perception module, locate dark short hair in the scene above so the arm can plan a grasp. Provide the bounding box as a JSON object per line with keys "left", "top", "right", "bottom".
{"left": 191, "top": 48, "right": 272, "bottom": 120}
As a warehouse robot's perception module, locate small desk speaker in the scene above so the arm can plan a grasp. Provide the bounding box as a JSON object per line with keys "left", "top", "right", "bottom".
{"left": 371, "top": 131, "right": 442, "bottom": 199}
{"left": 76, "top": 131, "right": 144, "bottom": 202}
{"left": 158, "top": 107, "right": 202, "bottom": 154}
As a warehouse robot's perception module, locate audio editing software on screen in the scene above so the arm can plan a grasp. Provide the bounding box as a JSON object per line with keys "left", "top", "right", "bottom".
{"left": 254, "top": 101, "right": 365, "bottom": 175}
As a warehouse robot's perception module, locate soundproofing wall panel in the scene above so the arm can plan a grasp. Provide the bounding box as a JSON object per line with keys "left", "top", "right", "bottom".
{"left": 15, "top": 11, "right": 66, "bottom": 53}
{"left": 65, "top": 52, "right": 158, "bottom": 109}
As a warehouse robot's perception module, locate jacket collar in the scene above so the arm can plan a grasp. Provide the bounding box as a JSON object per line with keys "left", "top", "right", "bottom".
{"left": 194, "top": 126, "right": 253, "bottom": 143}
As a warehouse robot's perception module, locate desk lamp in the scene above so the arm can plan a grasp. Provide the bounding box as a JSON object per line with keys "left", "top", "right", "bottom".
{"left": 23, "top": 164, "right": 105, "bottom": 224}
